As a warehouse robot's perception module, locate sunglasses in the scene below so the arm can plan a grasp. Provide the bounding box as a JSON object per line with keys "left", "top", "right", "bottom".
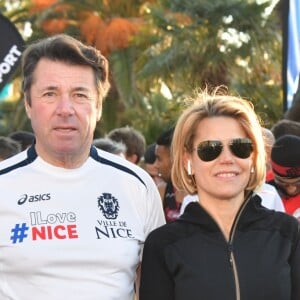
{"left": 195, "top": 138, "right": 253, "bottom": 162}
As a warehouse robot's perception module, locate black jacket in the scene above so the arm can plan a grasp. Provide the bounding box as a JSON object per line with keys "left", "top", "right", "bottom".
{"left": 139, "top": 195, "right": 300, "bottom": 300}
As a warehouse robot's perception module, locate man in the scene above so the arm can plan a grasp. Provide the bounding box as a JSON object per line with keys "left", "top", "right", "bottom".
{"left": 8, "top": 130, "right": 35, "bottom": 150}
{"left": 0, "top": 136, "right": 21, "bottom": 161}
{"left": 0, "top": 34, "right": 165, "bottom": 300}
{"left": 93, "top": 137, "right": 127, "bottom": 158}
{"left": 154, "top": 127, "right": 185, "bottom": 222}
{"left": 268, "top": 134, "right": 300, "bottom": 220}
{"left": 143, "top": 143, "right": 164, "bottom": 186}
{"left": 107, "top": 126, "right": 146, "bottom": 165}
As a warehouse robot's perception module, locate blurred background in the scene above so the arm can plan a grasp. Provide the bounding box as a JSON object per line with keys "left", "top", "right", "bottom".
{"left": 0, "top": 0, "right": 297, "bottom": 143}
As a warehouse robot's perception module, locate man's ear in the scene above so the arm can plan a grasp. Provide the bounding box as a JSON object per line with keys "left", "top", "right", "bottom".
{"left": 127, "top": 154, "right": 138, "bottom": 164}
{"left": 96, "top": 100, "right": 102, "bottom": 121}
{"left": 24, "top": 97, "right": 31, "bottom": 119}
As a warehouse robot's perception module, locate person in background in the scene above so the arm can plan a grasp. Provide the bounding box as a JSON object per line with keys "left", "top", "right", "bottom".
{"left": 93, "top": 137, "right": 126, "bottom": 158}
{"left": 271, "top": 119, "right": 300, "bottom": 140}
{"left": 0, "top": 136, "right": 21, "bottom": 161}
{"left": 155, "top": 127, "right": 186, "bottom": 222}
{"left": 262, "top": 127, "right": 275, "bottom": 181}
{"left": 8, "top": 130, "right": 35, "bottom": 150}
{"left": 255, "top": 127, "right": 285, "bottom": 212}
{"left": 269, "top": 134, "right": 300, "bottom": 220}
{"left": 107, "top": 126, "right": 146, "bottom": 165}
{"left": 143, "top": 143, "right": 164, "bottom": 186}
{"left": 139, "top": 88, "right": 300, "bottom": 300}
{"left": 0, "top": 34, "right": 165, "bottom": 300}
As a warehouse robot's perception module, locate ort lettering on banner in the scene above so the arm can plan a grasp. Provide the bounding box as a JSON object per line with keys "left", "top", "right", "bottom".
{"left": 0, "top": 14, "right": 25, "bottom": 92}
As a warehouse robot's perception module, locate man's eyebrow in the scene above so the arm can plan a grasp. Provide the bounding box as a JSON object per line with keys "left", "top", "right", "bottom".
{"left": 39, "top": 86, "right": 94, "bottom": 94}
{"left": 72, "top": 87, "right": 91, "bottom": 92}
{"left": 41, "top": 85, "right": 58, "bottom": 90}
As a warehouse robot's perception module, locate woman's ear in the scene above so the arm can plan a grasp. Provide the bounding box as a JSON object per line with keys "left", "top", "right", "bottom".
{"left": 24, "top": 98, "right": 31, "bottom": 119}
{"left": 187, "top": 160, "right": 192, "bottom": 175}
{"left": 184, "top": 153, "right": 193, "bottom": 175}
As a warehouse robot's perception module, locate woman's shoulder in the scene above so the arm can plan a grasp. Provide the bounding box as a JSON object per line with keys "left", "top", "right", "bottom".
{"left": 144, "top": 219, "right": 195, "bottom": 249}
{"left": 269, "top": 210, "right": 300, "bottom": 240}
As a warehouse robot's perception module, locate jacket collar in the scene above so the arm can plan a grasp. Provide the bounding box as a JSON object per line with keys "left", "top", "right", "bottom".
{"left": 178, "top": 194, "right": 271, "bottom": 230}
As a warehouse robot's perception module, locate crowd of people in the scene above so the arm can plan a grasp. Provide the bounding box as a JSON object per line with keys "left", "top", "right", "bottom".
{"left": 0, "top": 34, "right": 299, "bottom": 300}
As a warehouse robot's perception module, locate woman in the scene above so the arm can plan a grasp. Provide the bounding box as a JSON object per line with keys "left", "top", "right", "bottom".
{"left": 139, "top": 88, "right": 300, "bottom": 300}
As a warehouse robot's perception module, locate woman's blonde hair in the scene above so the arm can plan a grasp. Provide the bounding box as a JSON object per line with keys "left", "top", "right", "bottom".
{"left": 171, "top": 87, "right": 266, "bottom": 196}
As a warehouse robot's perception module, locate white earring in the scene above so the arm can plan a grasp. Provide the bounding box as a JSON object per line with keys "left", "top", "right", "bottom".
{"left": 250, "top": 167, "right": 254, "bottom": 173}
{"left": 187, "top": 160, "right": 192, "bottom": 175}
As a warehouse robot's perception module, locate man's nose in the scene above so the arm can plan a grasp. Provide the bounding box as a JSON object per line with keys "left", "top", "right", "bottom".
{"left": 56, "top": 96, "right": 75, "bottom": 116}
{"left": 285, "top": 184, "right": 298, "bottom": 195}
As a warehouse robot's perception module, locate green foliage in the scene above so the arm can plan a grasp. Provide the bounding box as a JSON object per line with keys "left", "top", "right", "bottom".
{"left": 0, "top": 0, "right": 284, "bottom": 141}
{"left": 0, "top": 100, "right": 31, "bottom": 135}
{"left": 137, "top": 0, "right": 283, "bottom": 127}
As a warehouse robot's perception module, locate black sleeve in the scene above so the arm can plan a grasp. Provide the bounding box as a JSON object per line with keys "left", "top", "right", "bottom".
{"left": 139, "top": 229, "right": 175, "bottom": 300}
{"left": 291, "top": 223, "right": 300, "bottom": 300}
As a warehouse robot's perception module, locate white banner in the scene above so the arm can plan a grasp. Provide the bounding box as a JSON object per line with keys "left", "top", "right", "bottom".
{"left": 0, "top": 14, "right": 25, "bottom": 93}
{"left": 287, "top": 0, "right": 300, "bottom": 108}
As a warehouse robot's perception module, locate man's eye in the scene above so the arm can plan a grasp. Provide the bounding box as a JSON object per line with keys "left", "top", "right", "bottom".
{"left": 75, "top": 93, "right": 89, "bottom": 99}
{"left": 43, "top": 92, "right": 55, "bottom": 97}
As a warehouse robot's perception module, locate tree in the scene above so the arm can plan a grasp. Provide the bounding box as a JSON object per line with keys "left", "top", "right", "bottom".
{"left": 25, "top": 0, "right": 174, "bottom": 140}
{"left": 0, "top": 0, "right": 284, "bottom": 141}
{"left": 136, "top": 0, "right": 283, "bottom": 127}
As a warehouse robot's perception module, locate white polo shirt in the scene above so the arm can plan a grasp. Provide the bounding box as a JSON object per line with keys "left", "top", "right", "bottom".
{"left": 0, "top": 146, "right": 165, "bottom": 300}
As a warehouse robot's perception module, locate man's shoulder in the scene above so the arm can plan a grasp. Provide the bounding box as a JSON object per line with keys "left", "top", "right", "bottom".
{"left": 93, "top": 148, "right": 153, "bottom": 187}
{"left": 0, "top": 150, "right": 31, "bottom": 175}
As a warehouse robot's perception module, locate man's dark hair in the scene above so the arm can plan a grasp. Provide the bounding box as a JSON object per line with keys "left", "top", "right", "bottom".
{"left": 8, "top": 130, "right": 35, "bottom": 151}
{"left": 107, "top": 126, "right": 146, "bottom": 163}
{"left": 271, "top": 119, "right": 300, "bottom": 140}
{"left": 0, "top": 136, "right": 21, "bottom": 160}
{"left": 144, "top": 143, "right": 156, "bottom": 164}
{"left": 93, "top": 138, "right": 126, "bottom": 156}
{"left": 21, "top": 34, "right": 110, "bottom": 104}
{"left": 156, "top": 127, "right": 175, "bottom": 148}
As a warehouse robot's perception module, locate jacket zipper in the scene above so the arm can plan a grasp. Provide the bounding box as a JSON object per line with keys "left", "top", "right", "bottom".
{"left": 198, "top": 193, "right": 253, "bottom": 300}
{"left": 226, "top": 193, "right": 253, "bottom": 300}
{"left": 228, "top": 240, "right": 240, "bottom": 300}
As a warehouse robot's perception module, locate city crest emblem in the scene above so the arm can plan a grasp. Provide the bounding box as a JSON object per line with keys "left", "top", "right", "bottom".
{"left": 98, "top": 193, "right": 119, "bottom": 219}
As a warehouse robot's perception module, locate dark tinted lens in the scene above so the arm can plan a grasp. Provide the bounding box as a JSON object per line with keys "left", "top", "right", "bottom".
{"left": 229, "top": 138, "right": 253, "bottom": 159}
{"left": 197, "top": 140, "right": 223, "bottom": 161}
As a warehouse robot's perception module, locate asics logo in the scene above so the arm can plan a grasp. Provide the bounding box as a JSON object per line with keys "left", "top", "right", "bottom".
{"left": 18, "top": 193, "right": 51, "bottom": 205}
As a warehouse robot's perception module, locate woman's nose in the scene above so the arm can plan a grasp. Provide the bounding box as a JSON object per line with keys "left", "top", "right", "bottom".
{"left": 218, "top": 144, "right": 235, "bottom": 162}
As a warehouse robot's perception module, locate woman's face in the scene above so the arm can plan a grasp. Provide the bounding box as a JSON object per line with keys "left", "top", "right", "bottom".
{"left": 188, "top": 116, "right": 254, "bottom": 202}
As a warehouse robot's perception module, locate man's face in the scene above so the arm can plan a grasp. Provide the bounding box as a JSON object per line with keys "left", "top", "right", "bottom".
{"left": 274, "top": 175, "right": 300, "bottom": 197}
{"left": 25, "top": 58, "right": 101, "bottom": 167}
{"left": 154, "top": 145, "right": 172, "bottom": 182}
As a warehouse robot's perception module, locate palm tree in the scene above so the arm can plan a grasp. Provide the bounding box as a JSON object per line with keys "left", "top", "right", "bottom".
{"left": 0, "top": 0, "right": 284, "bottom": 139}
{"left": 136, "top": 0, "right": 283, "bottom": 126}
